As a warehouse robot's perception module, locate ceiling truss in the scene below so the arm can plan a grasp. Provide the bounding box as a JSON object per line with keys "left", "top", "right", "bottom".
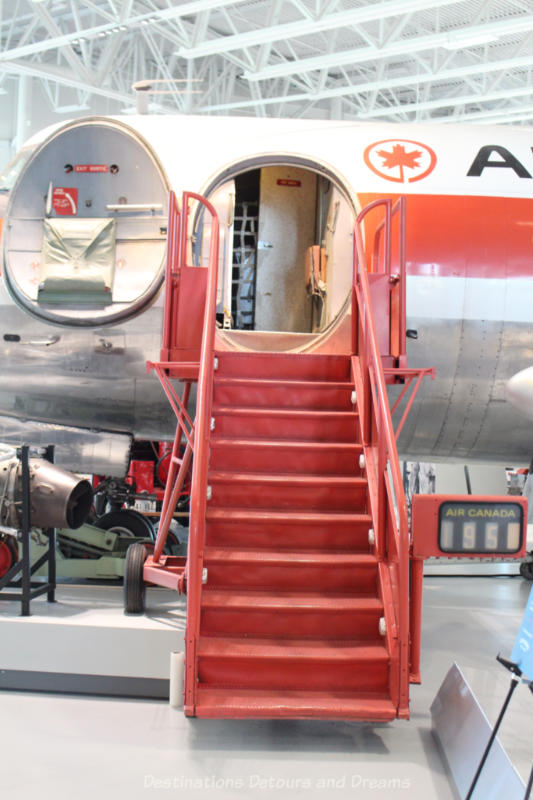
{"left": 0, "top": 0, "right": 533, "bottom": 136}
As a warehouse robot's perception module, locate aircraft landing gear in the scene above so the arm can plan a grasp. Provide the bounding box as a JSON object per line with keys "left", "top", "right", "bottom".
{"left": 96, "top": 509, "right": 155, "bottom": 540}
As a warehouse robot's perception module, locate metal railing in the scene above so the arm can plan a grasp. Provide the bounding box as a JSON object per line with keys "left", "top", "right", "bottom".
{"left": 179, "top": 192, "right": 220, "bottom": 714}
{"left": 145, "top": 191, "right": 219, "bottom": 617}
{"left": 351, "top": 197, "right": 410, "bottom": 717}
{"left": 161, "top": 190, "right": 180, "bottom": 360}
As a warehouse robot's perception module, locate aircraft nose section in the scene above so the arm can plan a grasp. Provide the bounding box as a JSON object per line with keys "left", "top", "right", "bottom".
{"left": 506, "top": 366, "right": 533, "bottom": 420}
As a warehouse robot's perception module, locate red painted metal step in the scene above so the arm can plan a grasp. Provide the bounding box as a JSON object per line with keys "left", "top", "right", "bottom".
{"left": 203, "top": 548, "right": 378, "bottom": 592}
{"left": 205, "top": 508, "right": 373, "bottom": 552}
{"left": 212, "top": 406, "right": 359, "bottom": 442}
{"left": 213, "top": 377, "right": 354, "bottom": 410}
{"left": 207, "top": 472, "right": 367, "bottom": 512}
{"left": 193, "top": 687, "right": 396, "bottom": 721}
{"left": 215, "top": 351, "right": 351, "bottom": 381}
{"left": 197, "top": 637, "right": 389, "bottom": 691}
{"left": 200, "top": 589, "right": 383, "bottom": 640}
{"left": 209, "top": 438, "right": 363, "bottom": 474}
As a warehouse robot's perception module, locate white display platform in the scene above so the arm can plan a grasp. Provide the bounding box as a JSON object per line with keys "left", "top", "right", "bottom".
{"left": 0, "top": 584, "right": 186, "bottom": 698}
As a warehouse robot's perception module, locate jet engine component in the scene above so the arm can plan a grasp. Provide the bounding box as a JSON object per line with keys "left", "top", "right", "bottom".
{"left": 0, "top": 447, "right": 93, "bottom": 531}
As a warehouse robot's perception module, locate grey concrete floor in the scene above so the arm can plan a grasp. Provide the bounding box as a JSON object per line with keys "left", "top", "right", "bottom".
{"left": 1, "top": 576, "right": 531, "bottom": 800}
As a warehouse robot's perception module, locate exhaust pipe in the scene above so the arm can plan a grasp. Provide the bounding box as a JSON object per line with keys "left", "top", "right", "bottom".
{"left": 0, "top": 452, "right": 93, "bottom": 530}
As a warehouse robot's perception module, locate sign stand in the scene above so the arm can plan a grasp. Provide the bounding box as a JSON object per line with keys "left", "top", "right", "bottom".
{"left": 523, "top": 683, "right": 533, "bottom": 800}
{"left": 465, "top": 655, "right": 522, "bottom": 799}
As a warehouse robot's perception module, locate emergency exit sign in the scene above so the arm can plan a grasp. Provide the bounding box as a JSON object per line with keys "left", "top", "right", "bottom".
{"left": 74, "top": 164, "right": 109, "bottom": 173}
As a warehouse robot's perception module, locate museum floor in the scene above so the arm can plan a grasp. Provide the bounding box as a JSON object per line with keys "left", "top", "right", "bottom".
{"left": 1, "top": 576, "right": 531, "bottom": 799}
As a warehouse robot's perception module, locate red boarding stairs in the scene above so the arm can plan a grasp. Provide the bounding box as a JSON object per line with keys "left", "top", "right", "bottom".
{"left": 140, "top": 191, "right": 434, "bottom": 721}
{"left": 194, "top": 349, "right": 396, "bottom": 720}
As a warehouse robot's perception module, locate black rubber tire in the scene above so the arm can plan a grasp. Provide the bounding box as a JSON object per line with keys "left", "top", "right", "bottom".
{"left": 123, "top": 542, "right": 147, "bottom": 614}
{"left": 520, "top": 561, "right": 533, "bottom": 581}
{"left": 163, "top": 530, "right": 181, "bottom": 555}
{"left": 93, "top": 493, "right": 107, "bottom": 518}
{"left": 97, "top": 509, "right": 155, "bottom": 540}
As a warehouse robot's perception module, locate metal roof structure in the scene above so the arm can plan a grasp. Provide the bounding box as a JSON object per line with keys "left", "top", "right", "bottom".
{"left": 1, "top": 0, "right": 533, "bottom": 126}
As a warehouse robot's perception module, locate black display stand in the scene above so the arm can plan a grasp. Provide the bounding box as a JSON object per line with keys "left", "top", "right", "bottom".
{"left": 0, "top": 444, "right": 56, "bottom": 616}
{"left": 466, "top": 654, "right": 530, "bottom": 800}
{"left": 524, "top": 683, "right": 533, "bottom": 800}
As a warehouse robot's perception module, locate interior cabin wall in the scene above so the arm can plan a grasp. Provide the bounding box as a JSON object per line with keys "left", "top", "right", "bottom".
{"left": 255, "top": 166, "right": 317, "bottom": 333}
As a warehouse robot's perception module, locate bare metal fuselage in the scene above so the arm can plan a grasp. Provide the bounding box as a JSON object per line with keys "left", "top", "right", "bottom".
{"left": 1, "top": 114, "right": 533, "bottom": 472}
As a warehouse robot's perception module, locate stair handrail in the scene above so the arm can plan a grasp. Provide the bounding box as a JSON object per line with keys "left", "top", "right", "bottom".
{"left": 179, "top": 191, "right": 220, "bottom": 714}
{"left": 371, "top": 197, "right": 407, "bottom": 362}
{"left": 161, "top": 190, "right": 180, "bottom": 357}
{"left": 351, "top": 197, "right": 410, "bottom": 715}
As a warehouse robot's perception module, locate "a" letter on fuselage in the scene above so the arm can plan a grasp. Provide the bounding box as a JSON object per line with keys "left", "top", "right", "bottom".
{"left": 467, "top": 145, "right": 532, "bottom": 178}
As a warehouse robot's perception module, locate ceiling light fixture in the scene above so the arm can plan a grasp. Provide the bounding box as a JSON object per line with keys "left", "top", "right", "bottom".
{"left": 442, "top": 32, "right": 499, "bottom": 50}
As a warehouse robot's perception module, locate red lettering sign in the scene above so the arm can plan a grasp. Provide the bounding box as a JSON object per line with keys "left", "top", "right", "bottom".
{"left": 74, "top": 164, "right": 109, "bottom": 173}
{"left": 52, "top": 187, "right": 78, "bottom": 216}
{"left": 277, "top": 179, "right": 301, "bottom": 187}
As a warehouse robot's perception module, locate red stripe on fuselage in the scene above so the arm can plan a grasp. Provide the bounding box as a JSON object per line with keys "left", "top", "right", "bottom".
{"left": 357, "top": 193, "right": 533, "bottom": 279}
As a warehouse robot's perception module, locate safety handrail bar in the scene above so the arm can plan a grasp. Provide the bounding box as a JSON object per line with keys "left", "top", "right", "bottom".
{"left": 356, "top": 196, "right": 407, "bottom": 362}
{"left": 352, "top": 197, "right": 410, "bottom": 714}
{"left": 180, "top": 191, "right": 220, "bottom": 713}
{"left": 161, "top": 191, "right": 180, "bottom": 354}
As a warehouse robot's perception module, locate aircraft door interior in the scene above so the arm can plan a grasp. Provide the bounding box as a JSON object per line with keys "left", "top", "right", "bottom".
{"left": 3, "top": 119, "right": 169, "bottom": 326}
{"left": 202, "top": 164, "right": 354, "bottom": 337}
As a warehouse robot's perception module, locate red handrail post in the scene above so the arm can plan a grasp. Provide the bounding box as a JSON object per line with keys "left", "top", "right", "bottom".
{"left": 409, "top": 556, "right": 424, "bottom": 684}
{"left": 376, "top": 417, "right": 387, "bottom": 562}
{"left": 351, "top": 196, "right": 411, "bottom": 717}
{"left": 180, "top": 191, "right": 220, "bottom": 715}
{"left": 398, "top": 196, "right": 407, "bottom": 363}
{"left": 162, "top": 191, "right": 179, "bottom": 356}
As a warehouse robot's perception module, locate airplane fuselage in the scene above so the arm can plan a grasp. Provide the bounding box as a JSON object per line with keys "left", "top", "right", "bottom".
{"left": 2, "top": 115, "right": 532, "bottom": 472}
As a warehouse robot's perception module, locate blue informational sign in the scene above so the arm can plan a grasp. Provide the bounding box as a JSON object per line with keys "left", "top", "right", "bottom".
{"left": 511, "top": 585, "right": 533, "bottom": 680}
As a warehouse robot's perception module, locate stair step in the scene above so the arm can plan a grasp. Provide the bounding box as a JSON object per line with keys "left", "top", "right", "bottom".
{"left": 215, "top": 351, "right": 351, "bottom": 381}
{"left": 199, "top": 636, "right": 387, "bottom": 660}
{"left": 203, "top": 548, "right": 377, "bottom": 592}
{"left": 212, "top": 406, "right": 358, "bottom": 442}
{"left": 197, "top": 636, "right": 389, "bottom": 691}
{"left": 200, "top": 589, "right": 383, "bottom": 639}
{"left": 207, "top": 471, "right": 367, "bottom": 512}
{"left": 213, "top": 377, "right": 353, "bottom": 410}
{"left": 205, "top": 508, "right": 372, "bottom": 551}
{"left": 192, "top": 687, "right": 396, "bottom": 720}
{"left": 209, "top": 438, "right": 362, "bottom": 474}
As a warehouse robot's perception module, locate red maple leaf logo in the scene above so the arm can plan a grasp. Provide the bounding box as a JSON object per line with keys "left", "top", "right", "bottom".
{"left": 377, "top": 144, "right": 422, "bottom": 181}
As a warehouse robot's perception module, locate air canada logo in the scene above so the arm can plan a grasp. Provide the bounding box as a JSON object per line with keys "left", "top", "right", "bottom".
{"left": 364, "top": 139, "right": 437, "bottom": 183}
